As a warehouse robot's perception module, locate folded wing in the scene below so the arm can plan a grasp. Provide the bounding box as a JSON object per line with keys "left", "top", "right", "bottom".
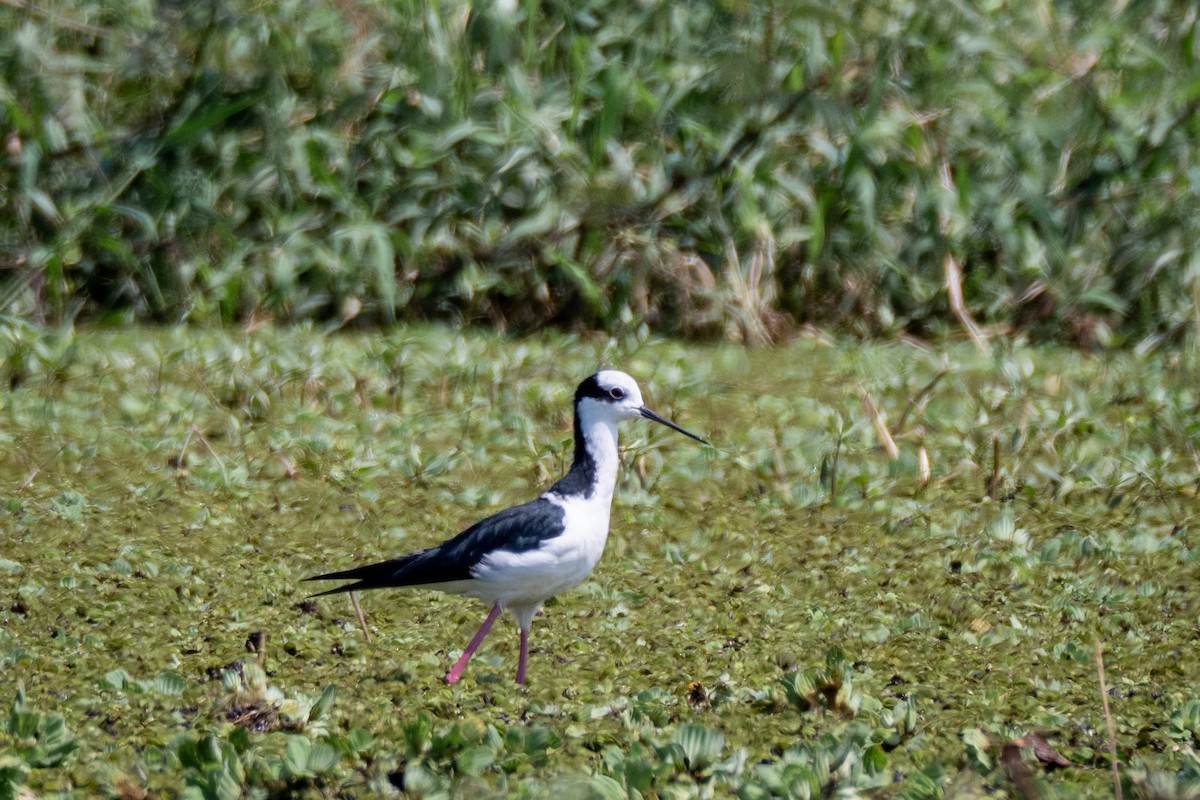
{"left": 304, "top": 497, "right": 566, "bottom": 596}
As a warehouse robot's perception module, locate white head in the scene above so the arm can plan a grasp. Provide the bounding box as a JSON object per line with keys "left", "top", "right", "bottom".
{"left": 574, "top": 370, "right": 708, "bottom": 443}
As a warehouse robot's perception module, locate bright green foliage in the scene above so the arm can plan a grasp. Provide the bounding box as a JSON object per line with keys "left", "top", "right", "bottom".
{"left": 1168, "top": 700, "right": 1200, "bottom": 747}
{"left": 3, "top": 685, "right": 78, "bottom": 770}
{"left": 0, "top": 685, "right": 78, "bottom": 800}
{"left": 2, "top": 1, "right": 1199, "bottom": 341}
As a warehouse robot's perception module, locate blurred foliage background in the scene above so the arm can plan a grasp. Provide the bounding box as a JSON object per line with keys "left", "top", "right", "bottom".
{"left": 1, "top": 0, "right": 1198, "bottom": 344}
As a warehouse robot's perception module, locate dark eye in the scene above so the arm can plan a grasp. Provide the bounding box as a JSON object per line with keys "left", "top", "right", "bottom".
{"left": 609, "top": 387, "right": 625, "bottom": 400}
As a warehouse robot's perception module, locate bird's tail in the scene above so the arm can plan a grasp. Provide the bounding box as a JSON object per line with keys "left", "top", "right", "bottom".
{"left": 303, "top": 554, "right": 421, "bottom": 597}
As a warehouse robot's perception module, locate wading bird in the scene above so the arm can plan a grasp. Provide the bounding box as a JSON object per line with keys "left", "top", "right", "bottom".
{"left": 305, "top": 370, "right": 708, "bottom": 685}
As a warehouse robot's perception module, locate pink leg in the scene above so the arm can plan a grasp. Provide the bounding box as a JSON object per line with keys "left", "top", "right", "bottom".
{"left": 515, "top": 627, "right": 530, "bottom": 685}
{"left": 445, "top": 604, "right": 502, "bottom": 684}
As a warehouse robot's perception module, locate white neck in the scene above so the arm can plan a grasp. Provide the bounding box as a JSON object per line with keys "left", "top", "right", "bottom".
{"left": 580, "top": 414, "right": 619, "bottom": 504}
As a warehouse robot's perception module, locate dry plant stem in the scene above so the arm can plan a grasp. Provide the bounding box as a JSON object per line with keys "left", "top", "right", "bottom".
{"left": 18, "top": 467, "right": 40, "bottom": 491}
{"left": 724, "top": 239, "right": 773, "bottom": 345}
{"left": 1095, "top": 638, "right": 1123, "bottom": 800}
{"left": 829, "top": 435, "right": 841, "bottom": 502}
{"left": 275, "top": 452, "right": 297, "bottom": 478}
{"left": 944, "top": 253, "right": 988, "bottom": 354}
{"left": 986, "top": 435, "right": 1001, "bottom": 498}
{"left": 895, "top": 365, "right": 949, "bottom": 435}
{"left": 937, "top": 160, "right": 989, "bottom": 355}
{"left": 192, "top": 426, "right": 230, "bottom": 483}
{"left": 917, "top": 446, "right": 931, "bottom": 484}
{"left": 860, "top": 390, "right": 900, "bottom": 460}
{"left": 177, "top": 426, "right": 194, "bottom": 469}
{"left": 18, "top": 444, "right": 69, "bottom": 491}
{"left": 350, "top": 592, "right": 372, "bottom": 643}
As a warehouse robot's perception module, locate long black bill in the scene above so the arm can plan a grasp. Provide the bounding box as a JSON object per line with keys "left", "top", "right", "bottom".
{"left": 639, "top": 407, "right": 710, "bottom": 445}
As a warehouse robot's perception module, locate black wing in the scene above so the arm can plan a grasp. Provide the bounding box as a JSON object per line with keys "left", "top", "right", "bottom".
{"left": 304, "top": 497, "right": 566, "bottom": 596}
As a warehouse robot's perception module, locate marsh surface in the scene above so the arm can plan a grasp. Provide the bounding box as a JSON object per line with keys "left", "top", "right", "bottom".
{"left": 2, "top": 327, "right": 1198, "bottom": 797}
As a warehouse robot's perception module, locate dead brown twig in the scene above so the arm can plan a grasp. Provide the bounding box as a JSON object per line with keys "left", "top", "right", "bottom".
{"left": 349, "top": 592, "right": 372, "bottom": 643}
{"left": 1095, "top": 638, "right": 1124, "bottom": 800}
{"left": 944, "top": 253, "right": 989, "bottom": 355}
{"left": 860, "top": 390, "right": 900, "bottom": 460}
{"left": 938, "top": 160, "right": 990, "bottom": 355}
{"left": 894, "top": 363, "right": 950, "bottom": 435}
{"left": 18, "top": 444, "right": 69, "bottom": 492}
{"left": 176, "top": 425, "right": 229, "bottom": 484}
{"left": 985, "top": 436, "right": 1003, "bottom": 498}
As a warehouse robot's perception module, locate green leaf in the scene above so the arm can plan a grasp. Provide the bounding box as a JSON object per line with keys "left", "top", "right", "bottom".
{"left": 283, "top": 735, "right": 311, "bottom": 778}
{"left": 306, "top": 741, "right": 339, "bottom": 774}
{"left": 104, "top": 669, "right": 131, "bottom": 691}
{"left": 0, "top": 754, "right": 31, "bottom": 796}
{"left": 781, "top": 670, "right": 817, "bottom": 710}
{"left": 214, "top": 764, "right": 242, "bottom": 800}
{"left": 673, "top": 724, "right": 724, "bottom": 775}
{"left": 309, "top": 684, "right": 336, "bottom": 722}
{"left": 554, "top": 258, "right": 603, "bottom": 313}
{"left": 587, "top": 774, "right": 627, "bottom": 800}
{"left": 862, "top": 743, "right": 887, "bottom": 775}
{"left": 164, "top": 93, "right": 260, "bottom": 146}
{"left": 455, "top": 745, "right": 495, "bottom": 775}
{"left": 153, "top": 672, "right": 187, "bottom": 697}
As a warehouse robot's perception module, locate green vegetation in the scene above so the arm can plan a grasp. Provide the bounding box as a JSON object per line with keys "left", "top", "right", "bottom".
{"left": 3, "top": 0, "right": 1200, "bottom": 342}
{"left": 2, "top": 325, "right": 1199, "bottom": 797}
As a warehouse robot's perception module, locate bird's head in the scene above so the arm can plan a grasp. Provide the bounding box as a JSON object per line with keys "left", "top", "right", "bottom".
{"left": 575, "top": 370, "right": 709, "bottom": 444}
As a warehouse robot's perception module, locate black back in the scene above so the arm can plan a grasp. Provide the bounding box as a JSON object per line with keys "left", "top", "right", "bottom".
{"left": 433, "top": 497, "right": 567, "bottom": 572}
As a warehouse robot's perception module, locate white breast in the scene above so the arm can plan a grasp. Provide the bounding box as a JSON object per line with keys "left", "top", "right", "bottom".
{"left": 469, "top": 492, "right": 612, "bottom": 608}
{"left": 460, "top": 406, "right": 623, "bottom": 630}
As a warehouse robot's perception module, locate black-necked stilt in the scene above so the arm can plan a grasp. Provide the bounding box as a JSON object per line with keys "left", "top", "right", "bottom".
{"left": 305, "top": 370, "right": 708, "bottom": 685}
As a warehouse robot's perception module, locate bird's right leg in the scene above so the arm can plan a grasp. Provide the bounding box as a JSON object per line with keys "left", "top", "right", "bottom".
{"left": 445, "top": 603, "right": 502, "bottom": 684}
{"left": 515, "top": 626, "right": 530, "bottom": 685}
